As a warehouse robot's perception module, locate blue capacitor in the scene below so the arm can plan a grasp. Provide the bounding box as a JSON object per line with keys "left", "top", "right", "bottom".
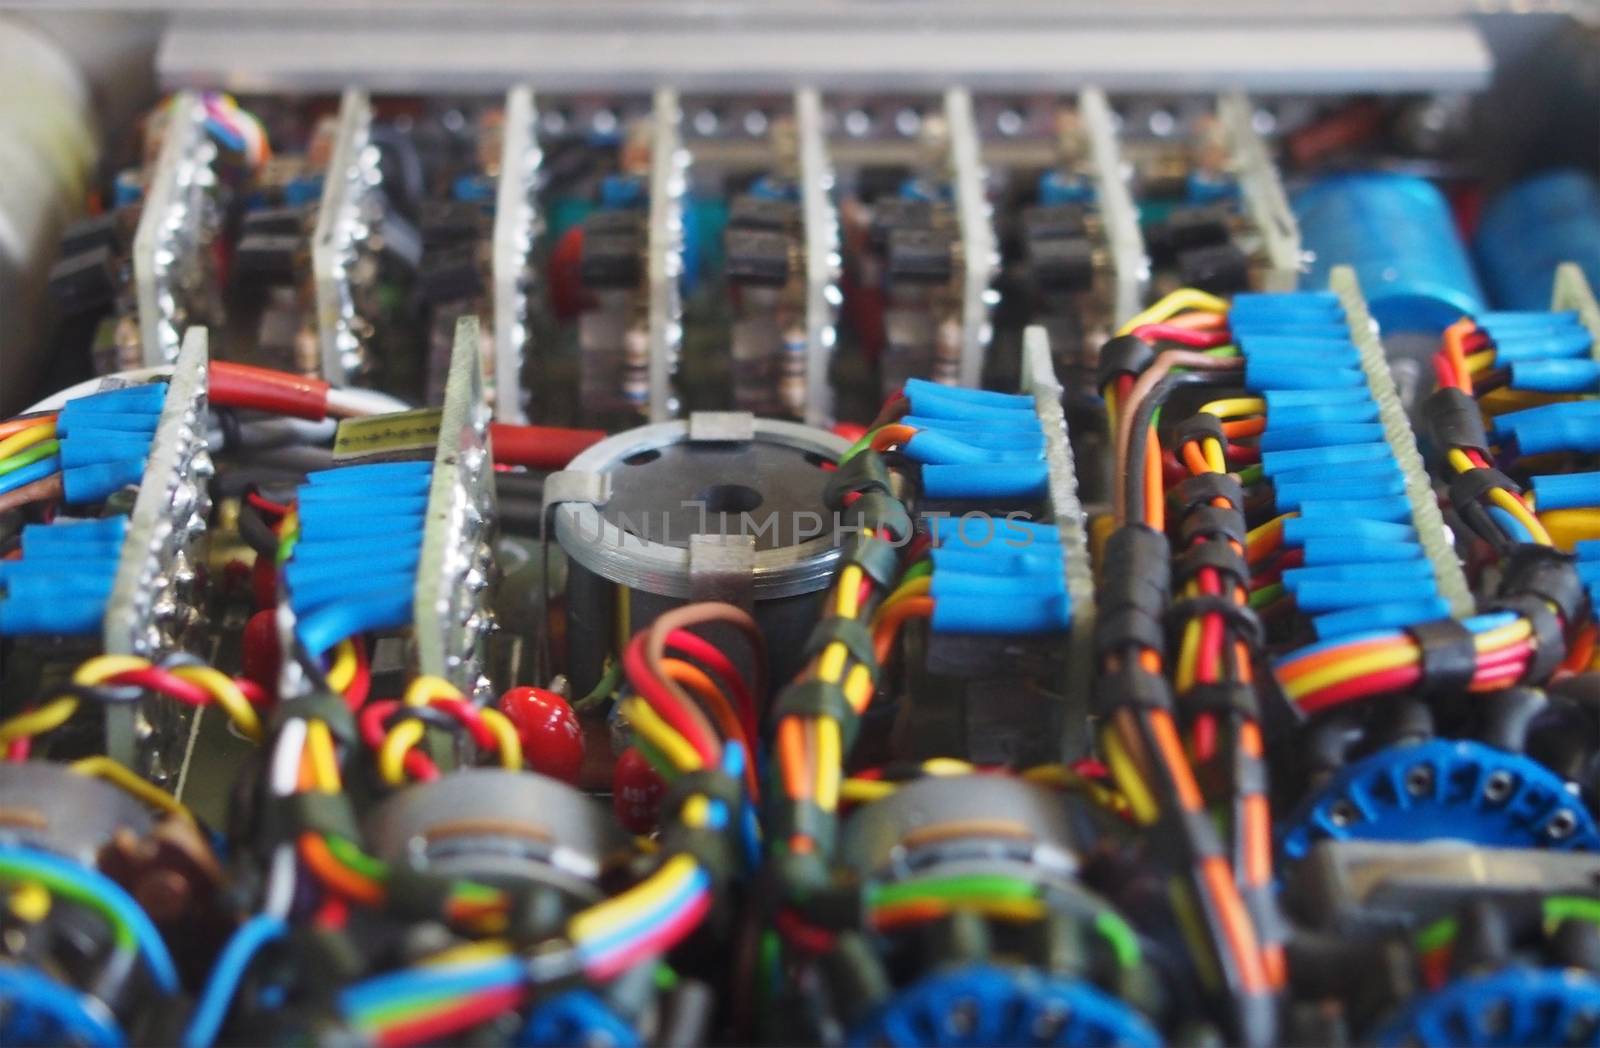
{"left": 1294, "top": 172, "right": 1484, "bottom": 332}
{"left": 921, "top": 463, "right": 1049, "bottom": 500}
{"left": 1531, "top": 472, "right": 1600, "bottom": 511}
{"left": 1475, "top": 169, "right": 1600, "bottom": 311}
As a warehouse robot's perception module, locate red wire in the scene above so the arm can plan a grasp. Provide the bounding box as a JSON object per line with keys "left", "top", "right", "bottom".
{"left": 357, "top": 700, "right": 439, "bottom": 781}
{"left": 423, "top": 696, "right": 499, "bottom": 752}
{"left": 246, "top": 491, "right": 289, "bottom": 519}
{"left": 775, "top": 907, "right": 838, "bottom": 953}
{"left": 624, "top": 632, "right": 719, "bottom": 765}
{"left": 583, "top": 887, "right": 713, "bottom": 980}
{"left": 344, "top": 638, "right": 372, "bottom": 708}
{"left": 374, "top": 986, "right": 528, "bottom": 1048}
{"left": 664, "top": 629, "right": 758, "bottom": 743}
{"left": 1132, "top": 323, "right": 1232, "bottom": 348}
{"left": 209, "top": 361, "right": 330, "bottom": 419}
{"left": 1297, "top": 664, "right": 1422, "bottom": 714}
{"left": 489, "top": 423, "right": 607, "bottom": 471}
{"left": 108, "top": 668, "right": 214, "bottom": 707}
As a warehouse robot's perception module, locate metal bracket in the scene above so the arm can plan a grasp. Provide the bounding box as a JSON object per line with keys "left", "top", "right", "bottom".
{"left": 796, "top": 86, "right": 841, "bottom": 427}
{"left": 688, "top": 533, "right": 757, "bottom": 610}
{"left": 312, "top": 87, "right": 375, "bottom": 385}
{"left": 688, "top": 411, "right": 755, "bottom": 443}
{"left": 492, "top": 85, "right": 544, "bottom": 423}
{"left": 646, "top": 87, "right": 686, "bottom": 422}
{"left": 536, "top": 469, "right": 611, "bottom": 680}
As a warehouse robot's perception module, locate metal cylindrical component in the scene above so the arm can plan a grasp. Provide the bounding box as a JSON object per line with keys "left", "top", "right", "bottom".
{"left": 1294, "top": 172, "right": 1484, "bottom": 333}
{"left": 553, "top": 415, "right": 846, "bottom": 694}
{"left": 1475, "top": 169, "right": 1600, "bottom": 311}
{"left": 364, "top": 769, "right": 627, "bottom": 905}
{"left": 0, "top": 762, "right": 153, "bottom": 867}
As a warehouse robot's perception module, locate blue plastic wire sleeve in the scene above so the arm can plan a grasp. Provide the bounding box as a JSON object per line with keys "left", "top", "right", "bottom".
{"left": 1289, "top": 578, "right": 1440, "bottom": 613}
{"left": 1262, "top": 400, "right": 1380, "bottom": 427}
{"left": 1229, "top": 290, "right": 1343, "bottom": 320}
{"left": 1577, "top": 540, "right": 1600, "bottom": 560}
{"left": 296, "top": 589, "right": 416, "bottom": 656}
{"left": 1272, "top": 457, "right": 1411, "bottom": 486}
{"left": 0, "top": 965, "right": 125, "bottom": 1048}
{"left": 182, "top": 914, "right": 287, "bottom": 1048}
{"left": 340, "top": 957, "right": 527, "bottom": 1019}
{"left": 62, "top": 383, "right": 168, "bottom": 410}
{"left": 288, "top": 574, "right": 417, "bottom": 618}
{"left": 1489, "top": 329, "right": 1593, "bottom": 364}
{"left": 1282, "top": 516, "right": 1418, "bottom": 545}
{"left": 1494, "top": 400, "right": 1600, "bottom": 428}
{"left": 1313, "top": 598, "right": 1452, "bottom": 640}
{"left": 293, "top": 496, "right": 428, "bottom": 524}
{"left": 294, "top": 479, "right": 432, "bottom": 504}
{"left": 55, "top": 436, "right": 149, "bottom": 470}
{"left": 1226, "top": 322, "right": 1351, "bottom": 341}
{"left": 287, "top": 549, "right": 421, "bottom": 589}
{"left": 0, "top": 845, "right": 179, "bottom": 993}
{"left": 1300, "top": 537, "right": 1429, "bottom": 566}
{"left": 1488, "top": 506, "right": 1535, "bottom": 544}
{"left": 19, "top": 522, "right": 127, "bottom": 556}
{"left": 931, "top": 569, "right": 1067, "bottom": 598}
{"left": 54, "top": 410, "right": 161, "bottom": 436}
{"left": 1259, "top": 422, "right": 1387, "bottom": 452}
{"left": 2, "top": 572, "right": 118, "bottom": 602}
{"left": 929, "top": 545, "right": 1063, "bottom": 576}
{"left": 1261, "top": 387, "right": 1373, "bottom": 409}
{"left": 1481, "top": 309, "right": 1583, "bottom": 329}
{"left": 295, "top": 513, "right": 427, "bottom": 543}
{"left": 1296, "top": 498, "right": 1416, "bottom": 524}
{"left": 901, "top": 387, "right": 1040, "bottom": 422}
{"left": 1245, "top": 360, "right": 1367, "bottom": 392}
{"left": 1273, "top": 474, "right": 1407, "bottom": 512}
{"left": 902, "top": 431, "right": 1043, "bottom": 466}
{"left": 0, "top": 592, "right": 112, "bottom": 635}
{"left": 1531, "top": 472, "right": 1600, "bottom": 511}
{"left": 1262, "top": 442, "right": 1394, "bottom": 473}
{"left": 932, "top": 515, "right": 1060, "bottom": 549}
{"left": 1282, "top": 561, "right": 1438, "bottom": 586}
{"left": 910, "top": 426, "right": 1046, "bottom": 453}
{"left": 1233, "top": 337, "right": 1362, "bottom": 364}
{"left": 903, "top": 378, "right": 1035, "bottom": 409}
{"left": 931, "top": 594, "right": 1071, "bottom": 635}
{"left": 1499, "top": 414, "right": 1600, "bottom": 456}
{"left": 1508, "top": 358, "right": 1600, "bottom": 393}
{"left": 305, "top": 460, "right": 433, "bottom": 484}
{"left": 899, "top": 414, "right": 1042, "bottom": 436}
{"left": 62, "top": 458, "right": 146, "bottom": 505}
{"left": 922, "top": 463, "right": 1049, "bottom": 500}
{"left": 0, "top": 456, "right": 62, "bottom": 496}
{"left": 282, "top": 533, "right": 423, "bottom": 566}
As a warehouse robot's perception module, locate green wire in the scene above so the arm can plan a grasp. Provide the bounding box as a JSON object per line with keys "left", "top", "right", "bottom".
{"left": 1236, "top": 463, "right": 1265, "bottom": 486}
{"left": 631, "top": 731, "right": 680, "bottom": 781}
{"left": 326, "top": 835, "right": 390, "bottom": 880}
{"left": 841, "top": 427, "right": 880, "bottom": 464}
{"left": 902, "top": 559, "right": 933, "bottom": 582}
{"left": 0, "top": 863, "right": 135, "bottom": 951}
{"left": 1094, "top": 910, "right": 1142, "bottom": 970}
{"left": 1414, "top": 915, "right": 1457, "bottom": 953}
{"left": 574, "top": 659, "right": 624, "bottom": 712}
{"left": 653, "top": 963, "right": 679, "bottom": 991}
{"left": 868, "top": 873, "right": 1039, "bottom": 910}
{"left": 1545, "top": 895, "right": 1600, "bottom": 929}
{"left": 1248, "top": 583, "right": 1285, "bottom": 610}
{"left": 0, "top": 438, "right": 59, "bottom": 476}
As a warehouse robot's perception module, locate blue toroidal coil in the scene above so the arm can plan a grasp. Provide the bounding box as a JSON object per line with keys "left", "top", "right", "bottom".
{"left": 1293, "top": 173, "right": 1484, "bottom": 333}
{"left": 286, "top": 461, "right": 432, "bottom": 656}
{"left": 1475, "top": 168, "right": 1600, "bottom": 311}
{"left": 1234, "top": 292, "right": 1444, "bottom": 640}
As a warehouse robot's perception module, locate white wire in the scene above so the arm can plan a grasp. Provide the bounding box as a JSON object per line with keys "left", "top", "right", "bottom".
{"left": 325, "top": 385, "right": 413, "bottom": 418}
{"left": 263, "top": 844, "right": 297, "bottom": 919}
{"left": 21, "top": 366, "right": 175, "bottom": 415}
{"left": 269, "top": 717, "right": 308, "bottom": 798}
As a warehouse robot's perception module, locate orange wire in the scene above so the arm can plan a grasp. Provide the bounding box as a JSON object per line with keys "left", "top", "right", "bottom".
{"left": 1143, "top": 430, "right": 1164, "bottom": 532}
{"left": 661, "top": 658, "right": 759, "bottom": 800}
{"left": 873, "top": 597, "right": 935, "bottom": 665}
{"left": 0, "top": 416, "right": 55, "bottom": 441}
{"left": 1275, "top": 635, "right": 1405, "bottom": 680}
{"left": 1221, "top": 417, "right": 1265, "bottom": 439}
{"left": 298, "top": 833, "right": 385, "bottom": 906}
{"left": 778, "top": 716, "right": 809, "bottom": 799}
{"left": 1181, "top": 441, "right": 1210, "bottom": 476}
{"left": 869, "top": 424, "right": 920, "bottom": 453}
{"left": 1201, "top": 855, "right": 1269, "bottom": 994}
{"left": 1443, "top": 318, "right": 1476, "bottom": 395}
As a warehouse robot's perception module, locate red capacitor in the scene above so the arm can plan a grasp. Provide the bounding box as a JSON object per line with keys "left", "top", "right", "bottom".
{"left": 498, "top": 686, "right": 585, "bottom": 785}
{"left": 241, "top": 610, "right": 280, "bottom": 693}
{"left": 612, "top": 747, "right": 666, "bottom": 834}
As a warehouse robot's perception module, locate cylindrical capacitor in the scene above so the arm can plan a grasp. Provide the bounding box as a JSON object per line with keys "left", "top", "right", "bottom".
{"left": 1475, "top": 169, "right": 1600, "bottom": 311}
{"left": 1294, "top": 172, "right": 1484, "bottom": 333}
{"left": 552, "top": 414, "right": 846, "bottom": 695}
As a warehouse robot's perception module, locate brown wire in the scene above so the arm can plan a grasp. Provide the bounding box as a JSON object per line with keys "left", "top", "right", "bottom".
{"left": 644, "top": 602, "right": 768, "bottom": 755}
{"left": 0, "top": 474, "right": 64, "bottom": 514}
{"left": 1112, "top": 351, "right": 1243, "bottom": 524}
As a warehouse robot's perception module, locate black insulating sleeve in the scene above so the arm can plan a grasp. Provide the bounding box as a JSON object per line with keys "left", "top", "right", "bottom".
{"left": 1405, "top": 617, "right": 1478, "bottom": 696}
{"left": 1424, "top": 387, "right": 1490, "bottom": 454}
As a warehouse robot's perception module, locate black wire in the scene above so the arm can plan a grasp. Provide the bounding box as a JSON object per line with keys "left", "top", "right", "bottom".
{"left": 236, "top": 498, "right": 281, "bottom": 560}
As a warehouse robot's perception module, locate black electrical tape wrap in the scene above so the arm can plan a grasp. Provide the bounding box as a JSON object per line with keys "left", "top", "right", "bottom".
{"left": 1448, "top": 466, "right": 1523, "bottom": 510}
{"left": 1232, "top": 751, "right": 1270, "bottom": 797}
{"left": 1096, "top": 334, "right": 1156, "bottom": 387}
{"left": 1173, "top": 413, "right": 1226, "bottom": 451}
{"left": 1099, "top": 525, "right": 1172, "bottom": 613}
{"left": 271, "top": 693, "right": 358, "bottom": 746}
{"left": 1176, "top": 541, "right": 1250, "bottom": 591}
{"left": 263, "top": 791, "right": 361, "bottom": 848}
{"left": 386, "top": 864, "right": 460, "bottom": 919}
{"left": 381, "top": 703, "right": 465, "bottom": 737}
{"left": 772, "top": 801, "right": 838, "bottom": 863}
{"left": 1182, "top": 682, "right": 1260, "bottom": 720}
{"left": 846, "top": 491, "right": 912, "bottom": 544}
{"left": 1404, "top": 617, "right": 1479, "bottom": 696}
{"left": 1491, "top": 594, "right": 1567, "bottom": 684}
{"left": 661, "top": 768, "right": 747, "bottom": 886}
{"left": 1094, "top": 608, "right": 1167, "bottom": 660}
{"left": 843, "top": 532, "right": 902, "bottom": 588}
{"left": 1499, "top": 545, "right": 1588, "bottom": 627}
{"left": 1179, "top": 505, "right": 1247, "bottom": 548}
{"left": 1424, "top": 387, "right": 1491, "bottom": 454}
{"left": 1092, "top": 666, "right": 1174, "bottom": 719}
{"left": 1174, "top": 472, "right": 1244, "bottom": 516}
{"left": 804, "top": 617, "right": 880, "bottom": 679}
{"left": 823, "top": 452, "right": 893, "bottom": 509}
{"left": 774, "top": 680, "right": 861, "bottom": 748}
{"left": 1167, "top": 595, "right": 1265, "bottom": 650}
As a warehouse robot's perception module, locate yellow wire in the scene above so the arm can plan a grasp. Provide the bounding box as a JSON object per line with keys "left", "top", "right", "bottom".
{"left": 835, "top": 564, "right": 865, "bottom": 618}
{"left": 1487, "top": 488, "right": 1553, "bottom": 545}
{"left": 68, "top": 757, "right": 195, "bottom": 822}
{"left": 0, "top": 420, "right": 57, "bottom": 461}
{"left": 817, "top": 642, "right": 848, "bottom": 685}
{"left": 881, "top": 574, "right": 932, "bottom": 607}
{"left": 1202, "top": 437, "right": 1226, "bottom": 474}
{"left": 922, "top": 757, "right": 975, "bottom": 776}
{"left": 1102, "top": 728, "right": 1160, "bottom": 825}
{"left": 569, "top": 852, "right": 697, "bottom": 943}
{"left": 1284, "top": 644, "right": 1420, "bottom": 701}
{"left": 1199, "top": 396, "right": 1265, "bottom": 419}
{"left": 1465, "top": 350, "right": 1496, "bottom": 375}
{"left": 0, "top": 655, "right": 150, "bottom": 748}
{"left": 171, "top": 664, "right": 262, "bottom": 742}
{"left": 1446, "top": 448, "right": 1477, "bottom": 475}
{"left": 1176, "top": 615, "right": 1202, "bottom": 693}
{"left": 621, "top": 697, "right": 700, "bottom": 772}
{"left": 815, "top": 717, "right": 842, "bottom": 812}
{"left": 1020, "top": 764, "right": 1129, "bottom": 815}
{"left": 325, "top": 641, "right": 357, "bottom": 694}
{"left": 8, "top": 882, "right": 51, "bottom": 923}
{"left": 841, "top": 777, "right": 898, "bottom": 804}
{"left": 403, "top": 675, "right": 462, "bottom": 707}
{"left": 417, "top": 939, "right": 512, "bottom": 968}
{"left": 305, "top": 719, "right": 341, "bottom": 792}
{"left": 1539, "top": 508, "right": 1600, "bottom": 551}
{"left": 478, "top": 707, "right": 523, "bottom": 770}
{"left": 378, "top": 720, "right": 427, "bottom": 786}
{"left": 1115, "top": 288, "right": 1230, "bottom": 336}
{"left": 1473, "top": 617, "right": 1533, "bottom": 653}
